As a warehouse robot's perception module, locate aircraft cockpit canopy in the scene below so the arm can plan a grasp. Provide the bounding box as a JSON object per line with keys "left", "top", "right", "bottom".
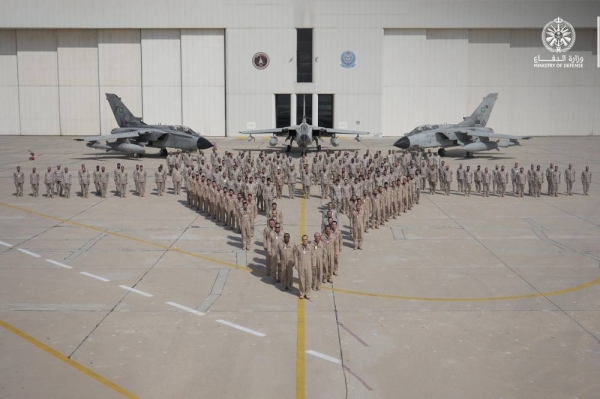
{"left": 406, "top": 124, "right": 440, "bottom": 136}
{"left": 172, "top": 125, "right": 197, "bottom": 135}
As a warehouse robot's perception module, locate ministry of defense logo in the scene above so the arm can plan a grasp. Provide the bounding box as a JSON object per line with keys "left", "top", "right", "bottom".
{"left": 252, "top": 52, "right": 270, "bottom": 70}
{"left": 341, "top": 51, "right": 356, "bottom": 68}
{"left": 542, "top": 17, "right": 576, "bottom": 53}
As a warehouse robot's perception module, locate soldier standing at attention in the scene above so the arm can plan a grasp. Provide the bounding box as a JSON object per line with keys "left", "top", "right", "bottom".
{"left": 240, "top": 201, "right": 253, "bottom": 251}
{"left": 267, "top": 223, "right": 285, "bottom": 283}
{"left": 510, "top": 163, "right": 519, "bottom": 194}
{"left": 551, "top": 165, "right": 561, "bottom": 197}
{"left": 564, "top": 164, "right": 576, "bottom": 196}
{"left": 93, "top": 165, "right": 101, "bottom": 196}
{"left": 517, "top": 167, "right": 527, "bottom": 197}
{"left": 119, "top": 166, "right": 128, "bottom": 198}
{"left": 427, "top": 165, "right": 437, "bottom": 194}
{"left": 133, "top": 164, "right": 140, "bottom": 195}
{"left": 113, "top": 163, "right": 121, "bottom": 196}
{"left": 312, "top": 232, "right": 325, "bottom": 291}
{"left": 295, "top": 235, "right": 313, "bottom": 299}
{"left": 79, "top": 165, "right": 90, "bottom": 198}
{"left": 172, "top": 165, "right": 182, "bottom": 195}
{"left": 456, "top": 164, "right": 465, "bottom": 194}
{"left": 331, "top": 221, "right": 342, "bottom": 276}
{"left": 352, "top": 203, "right": 365, "bottom": 250}
{"left": 30, "top": 167, "right": 40, "bottom": 197}
{"left": 287, "top": 165, "right": 297, "bottom": 199}
{"left": 323, "top": 225, "right": 337, "bottom": 283}
{"left": 320, "top": 167, "right": 330, "bottom": 199}
{"left": 527, "top": 164, "right": 535, "bottom": 196}
{"left": 482, "top": 167, "right": 491, "bottom": 197}
{"left": 277, "top": 233, "right": 296, "bottom": 291}
{"left": 13, "top": 166, "right": 25, "bottom": 197}
{"left": 263, "top": 218, "right": 276, "bottom": 276}
{"left": 492, "top": 165, "right": 500, "bottom": 195}
{"left": 302, "top": 169, "right": 312, "bottom": 199}
{"left": 464, "top": 166, "right": 473, "bottom": 197}
{"left": 54, "top": 164, "right": 64, "bottom": 197}
{"left": 275, "top": 168, "right": 284, "bottom": 199}
{"left": 443, "top": 165, "right": 453, "bottom": 196}
{"left": 44, "top": 166, "right": 55, "bottom": 198}
{"left": 546, "top": 163, "right": 554, "bottom": 196}
{"left": 138, "top": 165, "right": 147, "bottom": 197}
{"left": 534, "top": 165, "right": 544, "bottom": 197}
{"left": 498, "top": 165, "right": 509, "bottom": 197}
{"left": 581, "top": 166, "right": 592, "bottom": 195}
{"left": 155, "top": 165, "right": 165, "bottom": 196}
{"left": 100, "top": 166, "right": 109, "bottom": 198}
{"left": 63, "top": 167, "right": 73, "bottom": 199}
{"left": 474, "top": 165, "right": 482, "bottom": 193}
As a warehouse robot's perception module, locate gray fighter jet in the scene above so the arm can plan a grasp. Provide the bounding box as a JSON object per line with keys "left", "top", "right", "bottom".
{"left": 394, "top": 93, "right": 530, "bottom": 157}
{"left": 239, "top": 96, "right": 368, "bottom": 155}
{"left": 75, "top": 94, "right": 213, "bottom": 157}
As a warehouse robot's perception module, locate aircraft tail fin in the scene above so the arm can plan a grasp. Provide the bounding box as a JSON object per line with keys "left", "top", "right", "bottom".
{"left": 461, "top": 93, "right": 497, "bottom": 127}
{"left": 106, "top": 93, "right": 145, "bottom": 127}
{"left": 302, "top": 95, "right": 307, "bottom": 122}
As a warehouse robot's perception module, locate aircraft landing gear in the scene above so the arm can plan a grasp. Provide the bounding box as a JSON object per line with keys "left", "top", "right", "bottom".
{"left": 286, "top": 144, "right": 291, "bottom": 153}
{"left": 160, "top": 148, "right": 168, "bottom": 157}
{"left": 438, "top": 148, "right": 446, "bottom": 157}
{"left": 465, "top": 152, "right": 474, "bottom": 158}
{"left": 317, "top": 144, "right": 322, "bottom": 152}
{"left": 132, "top": 153, "right": 139, "bottom": 159}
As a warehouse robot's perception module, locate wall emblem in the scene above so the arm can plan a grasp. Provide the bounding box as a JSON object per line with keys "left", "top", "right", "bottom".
{"left": 252, "top": 52, "right": 270, "bottom": 70}
{"left": 542, "top": 17, "right": 576, "bottom": 53}
{"left": 340, "top": 51, "right": 356, "bottom": 68}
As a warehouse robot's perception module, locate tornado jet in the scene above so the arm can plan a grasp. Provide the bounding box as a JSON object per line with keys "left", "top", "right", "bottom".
{"left": 75, "top": 94, "right": 213, "bottom": 157}
{"left": 239, "top": 95, "right": 369, "bottom": 155}
{"left": 393, "top": 93, "right": 530, "bottom": 157}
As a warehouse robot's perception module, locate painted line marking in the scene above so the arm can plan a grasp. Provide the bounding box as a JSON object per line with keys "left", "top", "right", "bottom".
{"left": 166, "top": 301, "right": 205, "bottom": 316}
{"left": 344, "top": 365, "right": 374, "bottom": 391}
{"left": 216, "top": 319, "right": 266, "bottom": 337}
{"left": 119, "top": 285, "right": 153, "bottom": 297}
{"left": 339, "top": 323, "right": 369, "bottom": 347}
{"left": 0, "top": 202, "right": 248, "bottom": 272}
{"left": 2, "top": 202, "right": 599, "bottom": 303}
{"left": 17, "top": 248, "right": 40, "bottom": 258}
{"left": 306, "top": 350, "right": 341, "bottom": 365}
{"left": 0, "top": 319, "right": 139, "bottom": 398}
{"left": 80, "top": 272, "right": 110, "bottom": 282}
{"left": 0, "top": 241, "right": 13, "bottom": 247}
{"left": 46, "top": 259, "right": 72, "bottom": 269}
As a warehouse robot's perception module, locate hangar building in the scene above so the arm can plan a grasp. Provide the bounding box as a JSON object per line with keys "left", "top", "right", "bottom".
{"left": 0, "top": 0, "right": 598, "bottom": 138}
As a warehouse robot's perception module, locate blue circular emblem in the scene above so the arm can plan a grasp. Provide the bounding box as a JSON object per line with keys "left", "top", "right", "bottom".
{"left": 341, "top": 51, "right": 356, "bottom": 68}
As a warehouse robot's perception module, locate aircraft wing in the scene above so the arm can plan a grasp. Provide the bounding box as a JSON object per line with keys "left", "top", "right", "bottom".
{"left": 239, "top": 128, "right": 290, "bottom": 136}
{"left": 316, "top": 127, "right": 369, "bottom": 136}
{"left": 74, "top": 131, "right": 142, "bottom": 142}
{"left": 464, "top": 131, "right": 530, "bottom": 141}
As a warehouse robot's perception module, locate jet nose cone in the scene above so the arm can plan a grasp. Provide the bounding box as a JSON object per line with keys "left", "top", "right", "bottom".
{"left": 394, "top": 136, "right": 410, "bottom": 149}
{"left": 196, "top": 137, "right": 213, "bottom": 150}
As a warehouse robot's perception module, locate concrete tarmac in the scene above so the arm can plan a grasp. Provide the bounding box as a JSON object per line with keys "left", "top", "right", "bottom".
{"left": 0, "top": 136, "right": 599, "bottom": 399}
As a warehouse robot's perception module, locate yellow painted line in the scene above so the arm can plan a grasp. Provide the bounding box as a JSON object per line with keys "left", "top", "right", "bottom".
{"left": 0, "top": 202, "right": 248, "bottom": 272}
{"left": 2, "top": 201, "right": 599, "bottom": 303}
{"left": 296, "top": 298, "right": 306, "bottom": 399}
{"left": 322, "top": 277, "right": 600, "bottom": 302}
{"left": 0, "top": 318, "right": 139, "bottom": 399}
{"left": 296, "top": 197, "right": 307, "bottom": 399}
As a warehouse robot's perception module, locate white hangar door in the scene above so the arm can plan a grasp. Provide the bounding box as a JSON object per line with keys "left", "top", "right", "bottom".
{"left": 382, "top": 29, "right": 469, "bottom": 137}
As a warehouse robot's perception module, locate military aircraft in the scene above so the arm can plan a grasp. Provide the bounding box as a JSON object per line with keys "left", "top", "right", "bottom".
{"left": 75, "top": 94, "right": 213, "bottom": 157}
{"left": 393, "top": 93, "right": 530, "bottom": 157}
{"left": 240, "top": 96, "right": 369, "bottom": 155}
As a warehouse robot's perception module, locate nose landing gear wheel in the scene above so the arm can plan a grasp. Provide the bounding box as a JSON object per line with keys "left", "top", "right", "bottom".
{"left": 438, "top": 148, "right": 446, "bottom": 157}
{"left": 286, "top": 145, "right": 291, "bottom": 153}
{"left": 160, "top": 148, "right": 168, "bottom": 157}
{"left": 317, "top": 145, "right": 322, "bottom": 152}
